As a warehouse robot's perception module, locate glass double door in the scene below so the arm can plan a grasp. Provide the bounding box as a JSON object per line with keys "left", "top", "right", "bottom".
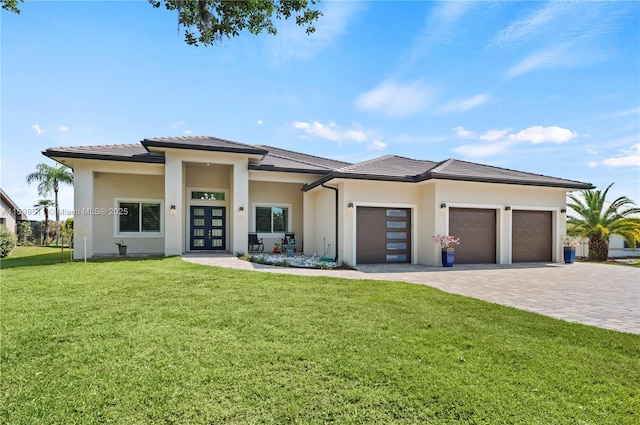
{"left": 190, "top": 206, "right": 226, "bottom": 250}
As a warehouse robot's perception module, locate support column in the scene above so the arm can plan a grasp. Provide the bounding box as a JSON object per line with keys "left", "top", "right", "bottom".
{"left": 73, "top": 166, "right": 93, "bottom": 260}
{"left": 231, "top": 161, "right": 249, "bottom": 253}
{"left": 164, "top": 154, "right": 184, "bottom": 256}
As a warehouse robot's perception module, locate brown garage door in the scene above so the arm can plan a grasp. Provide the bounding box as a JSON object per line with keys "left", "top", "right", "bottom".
{"left": 449, "top": 208, "right": 497, "bottom": 264}
{"left": 356, "top": 207, "right": 411, "bottom": 264}
{"left": 512, "top": 210, "right": 552, "bottom": 262}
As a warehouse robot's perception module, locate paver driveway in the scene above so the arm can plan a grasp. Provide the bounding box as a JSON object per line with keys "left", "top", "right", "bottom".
{"left": 183, "top": 254, "right": 640, "bottom": 334}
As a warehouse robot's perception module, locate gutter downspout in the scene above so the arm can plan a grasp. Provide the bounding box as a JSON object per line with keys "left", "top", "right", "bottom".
{"left": 321, "top": 183, "right": 339, "bottom": 262}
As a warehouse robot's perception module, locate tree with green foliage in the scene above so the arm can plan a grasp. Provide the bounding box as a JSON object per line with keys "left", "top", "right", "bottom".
{"left": 3, "top": 0, "right": 321, "bottom": 46}
{"left": 33, "top": 200, "right": 55, "bottom": 245}
{"left": 150, "top": 0, "right": 322, "bottom": 46}
{"left": 17, "top": 221, "right": 32, "bottom": 245}
{"left": 567, "top": 183, "right": 640, "bottom": 261}
{"left": 26, "top": 163, "right": 74, "bottom": 244}
{"left": 0, "top": 225, "right": 17, "bottom": 257}
{"left": 1, "top": 0, "right": 23, "bottom": 14}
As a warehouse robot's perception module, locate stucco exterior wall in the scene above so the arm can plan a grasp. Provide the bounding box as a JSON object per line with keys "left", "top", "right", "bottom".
{"left": 249, "top": 180, "right": 304, "bottom": 251}
{"left": 185, "top": 164, "right": 230, "bottom": 188}
{"left": 309, "top": 186, "right": 337, "bottom": 259}
{"left": 607, "top": 235, "right": 640, "bottom": 257}
{"left": 330, "top": 178, "right": 570, "bottom": 266}
{"left": 93, "top": 172, "right": 165, "bottom": 255}
{"left": 0, "top": 198, "right": 18, "bottom": 234}
{"left": 418, "top": 183, "right": 437, "bottom": 265}
{"left": 433, "top": 180, "right": 568, "bottom": 265}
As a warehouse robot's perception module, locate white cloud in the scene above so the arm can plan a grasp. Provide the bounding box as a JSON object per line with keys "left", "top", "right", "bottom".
{"left": 479, "top": 129, "right": 509, "bottom": 142}
{"left": 492, "top": 2, "right": 569, "bottom": 47}
{"left": 507, "top": 43, "right": 571, "bottom": 77}
{"left": 58, "top": 125, "right": 69, "bottom": 132}
{"left": 602, "top": 144, "right": 640, "bottom": 168}
{"left": 453, "top": 126, "right": 476, "bottom": 139}
{"left": 292, "top": 121, "right": 367, "bottom": 142}
{"left": 453, "top": 140, "right": 512, "bottom": 158}
{"left": 500, "top": 2, "right": 623, "bottom": 77}
{"left": 31, "top": 124, "right": 43, "bottom": 135}
{"left": 452, "top": 125, "right": 578, "bottom": 158}
{"left": 404, "top": 1, "right": 474, "bottom": 66}
{"left": 438, "top": 93, "right": 490, "bottom": 114}
{"left": 170, "top": 121, "right": 185, "bottom": 130}
{"left": 269, "top": 2, "right": 364, "bottom": 65}
{"left": 587, "top": 147, "right": 598, "bottom": 155}
{"left": 354, "top": 80, "right": 436, "bottom": 119}
{"left": 368, "top": 140, "right": 387, "bottom": 151}
{"left": 588, "top": 161, "right": 598, "bottom": 168}
{"left": 507, "top": 126, "right": 576, "bottom": 144}
{"left": 183, "top": 130, "right": 192, "bottom": 135}
{"left": 257, "top": 119, "right": 263, "bottom": 125}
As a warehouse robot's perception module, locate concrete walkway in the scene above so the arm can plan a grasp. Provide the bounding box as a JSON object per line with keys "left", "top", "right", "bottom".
{"left": 182, "top": 254, "right": 640, "bottom": 335}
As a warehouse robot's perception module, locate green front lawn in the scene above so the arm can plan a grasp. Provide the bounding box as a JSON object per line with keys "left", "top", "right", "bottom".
{"left": 1, "top": 250, "right": 638, "bottom": 424}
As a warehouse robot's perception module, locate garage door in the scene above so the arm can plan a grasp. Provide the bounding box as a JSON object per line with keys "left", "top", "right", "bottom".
{"left": 449, "top": 208, "right": 497, "bottom": 264}
{"left": 356, "top": 207, "right": 411, "bottom": 264}
{"left": 512, "top": 210, "right": 552, "bottom": 262}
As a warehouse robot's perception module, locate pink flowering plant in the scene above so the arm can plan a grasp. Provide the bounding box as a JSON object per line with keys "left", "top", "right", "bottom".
{"left": 432, "top": 234, "right": 460, "bottom": 249}
{"left": 561, "top": 235, "right": 580, "bottom": 248}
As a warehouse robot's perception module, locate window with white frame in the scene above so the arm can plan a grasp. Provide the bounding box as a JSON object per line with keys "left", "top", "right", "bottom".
{"left": 117, "top": 200, "right": 162, "bottom": 234}
{"left": 255, "top": 205, "right": 289, "bottom": 234}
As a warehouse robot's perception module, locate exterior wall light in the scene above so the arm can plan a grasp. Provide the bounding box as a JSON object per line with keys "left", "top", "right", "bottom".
{"left": 560, "top": 208, "right": 567, "bottom": 213}
{"left": 440, "top": 203, "right": 446, "bottom": 209}
{"left": 170, "top": 205, "right": 176, "bottom": 214}
{"left": 348, "top": 202, "right": 354, "bottom": 211}
{"left": 505, "top": 206, "right": 511, "bottom": 211}
{"left": 239, "top": 206, "right": 245, "bottom": 213}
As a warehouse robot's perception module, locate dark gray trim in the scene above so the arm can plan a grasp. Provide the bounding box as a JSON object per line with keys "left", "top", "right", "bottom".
{"left": 43, "top": 150, "right": 165, "bottom": 164}
{"left": 249, "top": 164, "right": 333, "bottom": 175}
{"left": 303, "top": 172, "right": 416, "bottom": 191}
{"left": 303, "top": 170, "right": 594, "bottom": 192}
{"left": 420, "top": 173, "right": 595, "bottom": 190}
{"left": 142, "top": 140, "right": 268, "bottom": 156}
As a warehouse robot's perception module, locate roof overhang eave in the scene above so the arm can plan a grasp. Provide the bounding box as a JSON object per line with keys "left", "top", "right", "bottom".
{"left": 303, "top": 172, "right": 417, "bottom": 192}
{"left": 141, "top": 140, "right": 268, "bottom": 157}
{"left": 422, "top": 173, "right": 594, "bottom": 189}
{"left": 43, "top": 150, "right": 166, "bottom": 167}
{"left": 249, "top": 164, "right": 333, "bottom": 175}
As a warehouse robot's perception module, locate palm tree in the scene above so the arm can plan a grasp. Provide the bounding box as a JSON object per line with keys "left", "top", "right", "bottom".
{"left": 33, "top": 199, "right": 55, "bottom": 245}
{"left": 26, "top": 163, "right": 74, "bottom": 244}
{"left": 567, "top": 183, "right": 640, "bottom": 261}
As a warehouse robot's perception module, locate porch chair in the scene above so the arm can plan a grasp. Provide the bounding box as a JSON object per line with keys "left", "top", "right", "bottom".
{"left": 282, "top": 232, "right": 296, "bottom": 253}
{"left": 248, "top": 233, "right": 264, "bottom": 252}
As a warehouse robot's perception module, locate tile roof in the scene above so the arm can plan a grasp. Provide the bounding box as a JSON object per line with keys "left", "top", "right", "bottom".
{"left": 420, "top": 158, "right": 593, "bottom": 188}
{"left": 303, "top": 155, "right": 594, "bottom": 190}
{"left": 44, "top": 144, "right": 164, "bottom": 163}
{"left": 336, "top": 155, "right": 439, "bottom": 178}
{"left": 251, "top": 145, "right": 351, "bottom": 173}
{"left": 142, "top": 136, "right": 267, "bottom": 155}
{"left": 43, "top": 136, "right": 594, "bottom": 190}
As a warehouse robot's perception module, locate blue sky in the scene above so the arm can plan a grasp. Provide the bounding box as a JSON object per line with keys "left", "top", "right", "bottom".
{"left": 2, "top": 1, "right": 639, "bottom": 219}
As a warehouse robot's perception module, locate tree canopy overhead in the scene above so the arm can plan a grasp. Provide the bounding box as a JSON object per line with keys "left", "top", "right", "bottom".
{"left": 1, "top": 0, "right": 23, "bottom": 14}
{"left": 2, "top": 0, "right": 322, "bottom": 46}
{"left": 150, "top": 0, "right": 323, "bottom": 46}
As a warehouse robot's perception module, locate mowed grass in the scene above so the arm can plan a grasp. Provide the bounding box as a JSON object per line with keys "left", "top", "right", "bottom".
{"left": 1, "top": 249, "right": 639, "bottom": 424}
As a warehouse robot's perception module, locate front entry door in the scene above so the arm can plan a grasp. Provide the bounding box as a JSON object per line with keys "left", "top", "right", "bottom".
{"left": 190, "top": 206, "right": 226, "bottom": 250}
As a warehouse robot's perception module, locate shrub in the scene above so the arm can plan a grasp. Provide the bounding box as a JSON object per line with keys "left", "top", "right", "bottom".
{"left": 337, "top": 259, "right": 354, "bottom": 270}
{"left": 0, "top": 225, "right": 17, "bottom": 258}
{"left": 17, "top": 221, "right": 32, "bottom": 245}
